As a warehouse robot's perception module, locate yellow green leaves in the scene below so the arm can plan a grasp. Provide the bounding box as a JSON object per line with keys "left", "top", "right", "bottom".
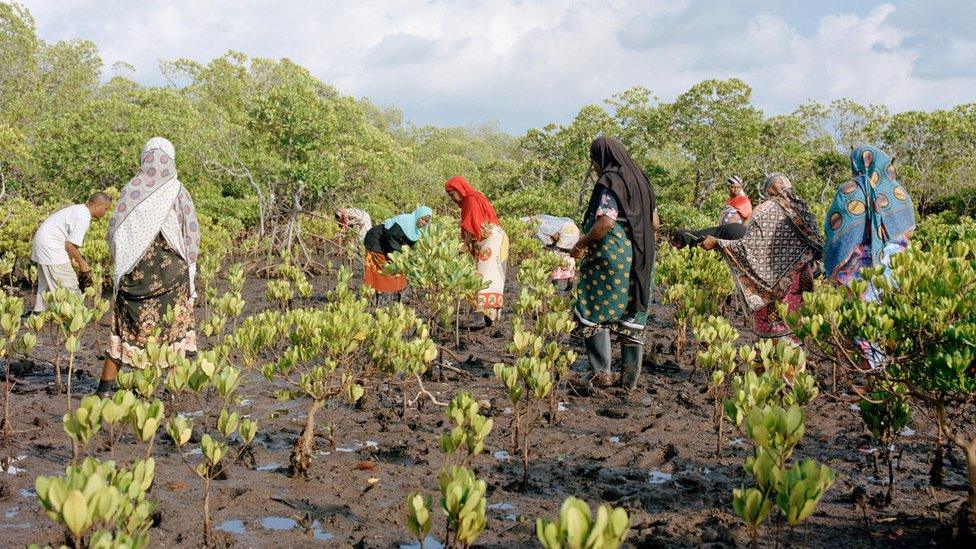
{"left": 440, "top": 392, "right": 493, "bottom": 462}
{"left": 732, "top": 487, "right": 772, "bottom": 528}
{"left": 536, "top": 497, "right": 629, "bottom": 549}
{"left": 34, "top": 457, "right": 157, "bottom": 546}
{"left": 238, "top": 417, "right": 258, "bottom": 445}
{"left": 130, "top": 400, "right": 164, "bottom": 443}
{"left": 63, "top": 395, "right": 104, "bottom": 447}
{"left": 438, "top": 466, "right": 487, "bottom": 547}
{"left": 166, "top": 415, "right": 192, "bottom": 447}
{"left": 493, "top": 363, "right": 523, "bottom": 403}
{"left": 776, "top": 459, "right": 836, "bottom": 526}
{"left": 100, "top": 390, "right": 137, "bottom": 425}
{"left": 200, "top": 434, "right": 227, "bottom": 469}
{"left": 406, "top": 492, "right": 432, "bottom": 542}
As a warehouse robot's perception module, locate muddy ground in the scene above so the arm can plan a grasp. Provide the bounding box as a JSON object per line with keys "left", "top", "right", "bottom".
{"left": 0, "top": 263, "right": 970, "bottom": 548}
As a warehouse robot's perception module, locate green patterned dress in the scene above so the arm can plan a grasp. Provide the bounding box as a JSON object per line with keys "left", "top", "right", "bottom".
{"left": 574, "top": 190, "right": 650, "bottom": 331}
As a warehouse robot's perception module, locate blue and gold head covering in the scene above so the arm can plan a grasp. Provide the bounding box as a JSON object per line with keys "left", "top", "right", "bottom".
{"left": 823, "top": 145, "right": 916, "bottom": 278}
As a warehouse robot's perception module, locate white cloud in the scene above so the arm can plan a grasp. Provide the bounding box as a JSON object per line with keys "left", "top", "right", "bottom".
{"left": 19, "top": 0, "right": 976, "bottom": 132}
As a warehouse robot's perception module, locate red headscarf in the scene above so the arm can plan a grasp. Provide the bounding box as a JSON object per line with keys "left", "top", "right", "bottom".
{"left": 445, "top": 176, "right": 498, "bottom": 240}
{"left": 726, "top": 194, "right": 753, "bottom": 220}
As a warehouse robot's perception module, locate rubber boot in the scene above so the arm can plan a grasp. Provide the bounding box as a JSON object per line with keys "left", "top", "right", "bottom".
{"left": 584, "top": 329, "right": 612, "bottom": 387}
{"left": 620, "top": 342, "right": 644, "bottom": 390}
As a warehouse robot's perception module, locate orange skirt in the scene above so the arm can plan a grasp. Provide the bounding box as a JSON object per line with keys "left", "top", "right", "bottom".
{"left": 364, "top": 251, "right": 407, "bottom": 294}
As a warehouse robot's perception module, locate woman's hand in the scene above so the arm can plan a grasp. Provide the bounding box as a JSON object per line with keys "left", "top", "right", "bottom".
{"left": 701, "top": 236, "right": 719, "bottom": 250}
{"left": 570, "top": 243, "right": 586, "bottom": 259}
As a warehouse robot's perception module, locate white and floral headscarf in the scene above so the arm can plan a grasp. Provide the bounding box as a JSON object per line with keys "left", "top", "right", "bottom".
{"left": 108, "top": 137, "right": 200, "bottom": 293}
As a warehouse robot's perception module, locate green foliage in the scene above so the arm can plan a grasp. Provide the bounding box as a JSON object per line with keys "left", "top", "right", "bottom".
{"left": 657, "top": 244, "right": 733, "bottom": 363}
{"left": 438, "top": 466, "right": 487, "bottom": 549}
{"left": 385, "top": 217, "right": 486, "bottom": 341}
{"left": 440, "top": 392, "right": 493, "bottom": 465}
{"left": 536, "top": 496, "right": 630, "bottom": 549}
{"left": 32, "top": 457, "right": 157, "bottom": 548}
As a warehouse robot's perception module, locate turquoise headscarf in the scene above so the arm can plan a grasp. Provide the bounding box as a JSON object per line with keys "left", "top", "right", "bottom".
{"left": 383, "top": 205, "right": 433, "bottom": 242}
{"left": 823, "top": 145, "right": 916, "bottom": 278}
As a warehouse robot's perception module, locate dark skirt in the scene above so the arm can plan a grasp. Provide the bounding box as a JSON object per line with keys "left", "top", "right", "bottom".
{"left": 109, "top": 234, "right": 196, "bottom": 366}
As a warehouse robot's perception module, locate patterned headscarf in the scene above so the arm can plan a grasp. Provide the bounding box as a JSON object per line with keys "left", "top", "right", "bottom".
{"left": 108, "top": 137, "right": 200, "bottom": 288}
{"left": 823, "top": 145, "right": 916, "bottom": 278}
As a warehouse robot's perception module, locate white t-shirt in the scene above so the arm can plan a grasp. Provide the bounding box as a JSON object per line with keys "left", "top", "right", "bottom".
{"left": 31, "top": 204, "right": 92, "bottom": 265}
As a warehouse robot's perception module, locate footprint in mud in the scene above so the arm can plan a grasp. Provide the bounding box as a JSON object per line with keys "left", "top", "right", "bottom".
{"left": 596, "top": 407, "right": 629, "bottom": 419}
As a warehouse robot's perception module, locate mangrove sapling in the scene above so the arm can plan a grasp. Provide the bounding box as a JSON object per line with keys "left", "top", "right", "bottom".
{"left": 263, "top": 294, "right": 370, "bottom": 476}
{"left": 405, "top": 392, "right": 492, "bottom": 549}
{"left": 694, "top": 315, "right": 755, "bottom": 456}
{"left": 536, "top": 496, "right": 630, "bottom": 549}
{"left": 404, "top": 466, "right": 488, "bottom": 549}
{"left": 440, "top": 392, "right": 493, "bottom": 468}
{"left": 43, "top": 287, "right": 97, "bottom": 407}
{"left": 859, "top": 384, "right": 912, "bottom": 505}
{"left": 1, "top": 293, "right": 34, "bottom": 440}
{"left": 655, "top": 244, "right": 732, "bottom": 365}
{"left": 786, "top": 243, "right": 976, "bottom": 538}
{"left": 167, "top": 409, "right": 257, "bottom": 547}
{"left": 494, "top": 329, "right": 554, "bottom": 490}
{"left": 512, "top": 254, "right": 576, "bottom": 424}
{"left": 366, "top": 303, "right": 440, "bottom": 413}
{"left": 385, "top": 218, "right": 486, "bottom": 346}
{"left": 32, "top": 456, "right": 158, "bottom": 548}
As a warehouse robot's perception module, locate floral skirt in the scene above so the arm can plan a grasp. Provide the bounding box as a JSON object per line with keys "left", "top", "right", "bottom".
{"left": 475, "top": 223, "right": 508, "bottom": 322}
{"left": 752, "top": 264, "right": 812, "bottom": 338}
{"left": 364, "top": 250, "right": 407, "bottom": 294}
{"left": 109, "top": 235, "right": 196, "bottom": 366}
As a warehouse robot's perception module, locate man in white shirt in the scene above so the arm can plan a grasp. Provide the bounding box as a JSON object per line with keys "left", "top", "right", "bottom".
{"left": 31, "top": 192, "right": 112, "bottom": 311}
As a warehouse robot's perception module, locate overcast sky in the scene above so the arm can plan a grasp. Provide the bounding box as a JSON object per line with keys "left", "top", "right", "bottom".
{"left": 21, "top": 0, "right": 976, "bottom": 133}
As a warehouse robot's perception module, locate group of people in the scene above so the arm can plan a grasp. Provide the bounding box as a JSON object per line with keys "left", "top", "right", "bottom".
{"left": 30, "top": 133, "right": 915, "bottom": 399}
{"left": 31, "top": 137, "right": 200, "bottom": 397}
{"left": 338, "top": 176, "right": 511, "bottom": 329}
{"left": 677, "top": 145, "right": 915, "bottom": 370}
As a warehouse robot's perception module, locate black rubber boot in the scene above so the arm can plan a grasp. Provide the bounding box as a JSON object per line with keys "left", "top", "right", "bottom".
{"left": 95, "top": 379, "right": 116, "bottom": 399}
{"left": 584, "top": 329, "right": 612, "bottom": 386}
{"left": 620, "top": 342, "right": 644, "bottom": 390}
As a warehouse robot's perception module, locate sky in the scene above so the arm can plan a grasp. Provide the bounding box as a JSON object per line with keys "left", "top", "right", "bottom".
{"left": 20, "top": 0, "right": 976, "bottom": 133}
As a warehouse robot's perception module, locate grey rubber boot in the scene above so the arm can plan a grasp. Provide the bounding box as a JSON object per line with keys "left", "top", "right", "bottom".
{"left": 584, "top": 329, "right": 612, "bottom": 386}
{"left": 620, "top": 343, "right": 644, "bottom": 390}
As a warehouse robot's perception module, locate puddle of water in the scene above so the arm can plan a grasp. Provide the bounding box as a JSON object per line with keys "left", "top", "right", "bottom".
{"left": 728, "top": 438, "right": 745, "bottom": 447}
{"left": 19, "top": 488, "right": 35, "bottom": 498}
{"left": 492, "top": 450, "right": 511, "bottom": 461}
{"left": 179, "top": 410, "right": 204, "bottom": 418}
{"left": 900, "top": 427, "right": 916, "bottom": 437}
{"left": 557, "top": 402, "right": 569, "bottom": 412}
{"left": 261, "top": 516, "right": 297, "bottom": 530}
{"left": 0, "top": 522, "right": 32, "bottom": 529}
{"left": 336, "top": 447, "right": 357, "bottom": 453}
{"left": 648, "top": 469, "right": 672, "bottom": 484}
{"left": 217, "top": 519, "right": 246, "bottom": 534}
{"left": 849, "top": 404, "right": 861, "bottom": 413}
{"left": 503, "top": 513, "right": 518, "bottom": 522}
{"left": 487, "top": 502, "right": 516, "bottom": 511}
{"left": 502, "top": 407, "right": 513, "bottom": 415}
{"left": 240, "top": 399, "right": 254, "bottom": 407}
{"left": 608, "top": 436, "right": 621, "bottom": 444}
{"left": 256, "top": 463, "right": 281, "bottom": 472}
{"left": 5, "top": 507, "right": 19, "bottom": 518}
{"left": 365, "top": 440, "right": 379, "bottom": 449}
{"left": 187, "top": 448, "right": 203, "bottom": 456}
{"left": 400, "top": 535, "right": 445, "bottom": 549}
{"left": 310, "top": 520, "right": 333, "bottom": 541}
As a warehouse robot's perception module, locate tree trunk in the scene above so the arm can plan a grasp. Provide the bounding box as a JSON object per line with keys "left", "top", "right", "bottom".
{"left": 289, "top": 398, "right": 324, "bottom": 478}
{"left": 953, "top": 436, "right": 976, "bottom": 543}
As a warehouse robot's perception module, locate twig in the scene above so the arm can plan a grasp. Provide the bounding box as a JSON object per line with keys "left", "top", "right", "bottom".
{"left": 408, "top": 374, "right": 447, "bottom": 407}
